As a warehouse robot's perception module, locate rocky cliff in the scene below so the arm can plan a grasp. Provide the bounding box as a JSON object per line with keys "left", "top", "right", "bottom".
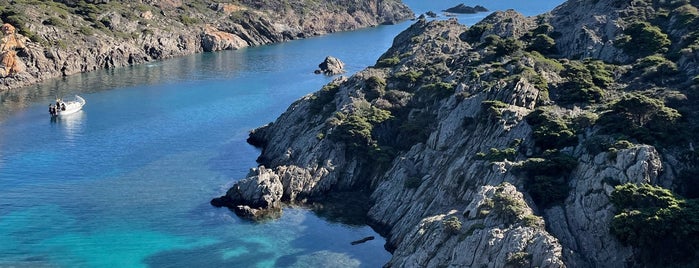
{"left": 0, "top": 0, "right": 412, "bottom": 90}
{"left": 214, "top": 0, "right": 699, "bottom": 267}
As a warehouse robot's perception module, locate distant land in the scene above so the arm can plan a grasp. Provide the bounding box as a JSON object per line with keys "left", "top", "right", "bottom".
{"left": 443, "top": 4, "right": 489, "bottom": 14}
{"left": 0, "top": 0, "right": 413, "bottom": 90}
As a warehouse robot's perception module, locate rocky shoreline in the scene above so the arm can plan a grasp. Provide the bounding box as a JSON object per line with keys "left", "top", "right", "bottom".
{"left": 212, "top": 0, "right": 699, "bottom": 266}
{"left": 0, "top": 0, "right": 413, "bottom": 90}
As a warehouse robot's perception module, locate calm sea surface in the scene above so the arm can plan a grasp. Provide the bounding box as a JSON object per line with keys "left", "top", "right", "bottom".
{"left": 0, "top": 1, "right": 563, "bottom": 267}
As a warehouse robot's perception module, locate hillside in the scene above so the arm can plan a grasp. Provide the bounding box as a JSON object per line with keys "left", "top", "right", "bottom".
{"left": 212, "top": 0, "right": 699, "bottom": 267}
{"left": 0, "top": 0, "right": 413, "bottom": 90}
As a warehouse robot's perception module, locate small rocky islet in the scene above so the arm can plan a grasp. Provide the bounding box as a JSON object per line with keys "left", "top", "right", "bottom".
{"left": 213, "top": 0, "right": 699, "bottom": 267}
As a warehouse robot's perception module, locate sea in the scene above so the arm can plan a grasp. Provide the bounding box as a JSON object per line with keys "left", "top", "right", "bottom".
{"left": 0, "top": 1, "right": 564, "bottom": 267}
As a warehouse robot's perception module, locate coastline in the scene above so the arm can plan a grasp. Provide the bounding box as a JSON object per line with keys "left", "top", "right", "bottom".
{"left": 0, "top": 0, "right": 413, "bottom": 91}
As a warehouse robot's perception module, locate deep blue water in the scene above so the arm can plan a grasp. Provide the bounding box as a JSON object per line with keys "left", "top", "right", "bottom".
{"left": 0, "top": 1, "right": 563, "bottom": 267}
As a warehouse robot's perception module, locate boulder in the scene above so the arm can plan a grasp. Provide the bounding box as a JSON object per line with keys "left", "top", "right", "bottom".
{"left": 201, "top": 26, "right": 248, "bottom": 52}
{"left": 211, "top": 166, "right": 284, "bottom": 219}
{"left": 316, "top": 56, "right": 345, "bottom": 75}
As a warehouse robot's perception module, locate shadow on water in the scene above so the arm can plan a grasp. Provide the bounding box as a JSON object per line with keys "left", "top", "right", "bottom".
{"left": 143, "top": 239, "right": 275, "bottom": 267}
{"left": 305, "top": 191, "right": 374, "bottom": 227}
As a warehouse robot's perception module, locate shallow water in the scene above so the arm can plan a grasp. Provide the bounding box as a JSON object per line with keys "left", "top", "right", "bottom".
{"left": 0, "top": 1, "right": 564, "bottom": 267}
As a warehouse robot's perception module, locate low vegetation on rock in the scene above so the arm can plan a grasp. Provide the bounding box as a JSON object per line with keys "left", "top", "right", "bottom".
{"left": 216, "top": 0, "right": 699, "bottom": 266}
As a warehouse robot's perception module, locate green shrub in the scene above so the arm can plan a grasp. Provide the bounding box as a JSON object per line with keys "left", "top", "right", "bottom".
{"left": 180, "top": 14, "right": 199, "bottom": 26}
{"left": 597, "top": 94, "right": 682, "bottom": 145}
{"left": 365, "top": 76, "right": 387, "bottom": 100}
{"left": 525, "top": 109, "right": 578, "bottom": 151}
{"left": 460, "top": 23, "right": 493, "bottom": 43}
{"left": 43, "top": 16, "right": 66, "bottom": 27}
{"left": 558, "top": 61, "right": 605, "bottom": 104}
{"left": 420, "top": 82, "right": 454, "bottom": 99}
{"left": 481, "top": 100, "right": 509, "bottom": 121}
{"left": 610, "top": 183, "right": 699, "bottom": 266}
{"left": 516, "top": 152, "right": 577, "bottom": 208}
{"left": 476, "top": 147, "right": 517, "bottom": 162}
{"left": 506, "top": 252, "right": 532, "bottom": 267}
{"left": 443, "top": 216, "right": 462, "bottom": 234}
{"left": 615, "top": 22, "right": 671, "bottom": 57}
{"left": 529, "top": 34, "right": 557, "bottom": 54}
{"left": 494, "top": 38, "right": 523, "bottom": 56}
{"left": 394, "top": 70, "right": 423, "bottom": 84}
{"left": 493, "top": 187, "right": 529, "bottom": 224}
{"left": 79, "top": 26, "right": 94, "bottom": 35}
{"left": 672, "top": 4, "right": 699, "bottom": 28}
{"left": 376, "top": 56, "right": 400, "bottom": 67}
{"left": 330, "top": 114, "right": 373, "bottom": 151}
{"left": 309, "top": 83, "right": 340, "bottom": 115}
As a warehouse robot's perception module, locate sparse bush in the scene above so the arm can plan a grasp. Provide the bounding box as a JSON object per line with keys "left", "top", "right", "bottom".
{"left": 493, "top": 187, "right": 529, "bottom": 224}
{"left": 309, "top": 83, "right": 340, "bottom": 115}
{"left": 364, "top": 76, "right": 387, "bottom": 100}
{"left": 506, "top": 252, "right": 532, "bottom": 267}
{"left": 394, "top": 70, "right": 423, "bottom": 84}
{"left": 443, "top": 216, "right": 462, "bottom": 234}
{"left": 476, "top": 147, "right": 517, "bottom": 162}
{"left": 376, "top": 56, "right": 400, "bottom": 67}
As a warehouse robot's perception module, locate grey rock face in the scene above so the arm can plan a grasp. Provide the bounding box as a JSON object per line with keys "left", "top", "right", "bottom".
{"left": 316, "top": 56, "right": 345, "bottom": 75}
{"left": 216, "top": 3, "right": 684, "bottom": 267}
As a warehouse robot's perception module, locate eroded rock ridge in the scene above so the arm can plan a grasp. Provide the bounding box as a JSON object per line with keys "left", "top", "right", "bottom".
{"left": 216, "top": 0, "right": 699, "bottom": 267}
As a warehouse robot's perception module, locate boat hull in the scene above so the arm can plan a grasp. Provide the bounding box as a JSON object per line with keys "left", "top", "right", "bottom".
{"left": 53, "top": 95, "right": 85, "bottom": 116}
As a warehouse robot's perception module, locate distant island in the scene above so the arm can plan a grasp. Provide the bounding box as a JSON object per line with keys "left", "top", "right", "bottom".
{"left": 443, "top": 4, "right": 488, "bottom": 14}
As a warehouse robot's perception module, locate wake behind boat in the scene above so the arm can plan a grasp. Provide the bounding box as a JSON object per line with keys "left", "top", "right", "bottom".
{"left": 49, "top": 95, "right": 85, "bottom": 117}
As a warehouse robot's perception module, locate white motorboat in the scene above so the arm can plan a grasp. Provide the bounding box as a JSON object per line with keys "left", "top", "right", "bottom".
{"left": 50, "top": 95, "right": 85, "bottom": 116}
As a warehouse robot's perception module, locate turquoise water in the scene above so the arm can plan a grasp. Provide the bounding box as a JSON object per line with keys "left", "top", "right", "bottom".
{"left": 0, "top": 1, "right": 563, "bottom": 267}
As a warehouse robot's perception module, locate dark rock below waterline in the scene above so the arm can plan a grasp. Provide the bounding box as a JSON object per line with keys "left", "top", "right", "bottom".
{"left": 443, "top": 4, "right": 488, "bottom": 14}
{"left": 351, "top": 236, "right": 375, "bottom": 245}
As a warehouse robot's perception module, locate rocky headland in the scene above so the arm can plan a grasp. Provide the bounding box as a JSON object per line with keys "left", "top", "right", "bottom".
{"left": 214, "top": 0, "right": 699, "bottom": 267}
{"left": 0, "top": 0, "right": 413, "bottom": 90}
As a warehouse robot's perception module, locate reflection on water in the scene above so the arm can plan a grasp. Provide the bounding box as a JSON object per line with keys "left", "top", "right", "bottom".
{"left": 0, "top": 51, "right": 248, "bottom": 121}
{"left": 50, "top": 111, "right": 85, "bottom": 144}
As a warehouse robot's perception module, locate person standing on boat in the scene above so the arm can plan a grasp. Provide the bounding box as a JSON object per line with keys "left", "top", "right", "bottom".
{"left": 60, "top": 102, "right": 65, "bottom": 111}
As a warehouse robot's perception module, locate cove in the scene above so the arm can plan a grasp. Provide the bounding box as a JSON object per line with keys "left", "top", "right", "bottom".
{"left": 0, "top": 1, "right": 564, "bottom": 267}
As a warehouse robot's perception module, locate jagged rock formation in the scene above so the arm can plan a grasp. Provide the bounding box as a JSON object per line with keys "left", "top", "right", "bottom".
{"left": 214, "top": 0, "right": 699, "bottom": 266}
{"left": 315, "top": 56, "right": 345, "bottom": 75}
{"left": 0, "top": 0, "right": 412, "bottom": 90}
{"left": 0, "top": 24, "right": 26, "bottom": 77}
